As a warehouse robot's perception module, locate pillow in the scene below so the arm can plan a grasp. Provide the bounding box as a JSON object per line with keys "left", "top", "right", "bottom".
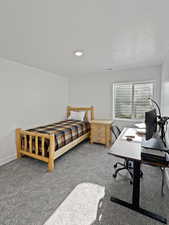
{"left": 68, "top": 111, "right": 86, "bottom": 121}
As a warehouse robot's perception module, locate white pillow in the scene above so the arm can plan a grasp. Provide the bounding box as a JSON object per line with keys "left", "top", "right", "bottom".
{"left": 68, "top": 111, "right": 86, "bottom": 121}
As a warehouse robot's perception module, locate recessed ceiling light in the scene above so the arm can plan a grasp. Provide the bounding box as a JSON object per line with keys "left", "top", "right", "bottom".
{"left": 104, "top": 67, "right": 112, "bottom": 71}
{"left": 74, "top": 50, "right": 84, "bottom": 57}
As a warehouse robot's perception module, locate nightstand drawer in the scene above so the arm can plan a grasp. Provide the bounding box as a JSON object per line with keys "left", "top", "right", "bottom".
{"left": 90, "top": 120, "right": 112, "bottom": 147}
{"left": 91, "top": 124, "right": 106, "bottom": 138}
{"left": 91, "top": 135, "right": 106, "bottom": 144}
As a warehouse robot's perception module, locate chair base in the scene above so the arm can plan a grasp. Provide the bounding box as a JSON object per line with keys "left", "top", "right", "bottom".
{"left": 113, "top": 160, "right": 143, "bottom": 183}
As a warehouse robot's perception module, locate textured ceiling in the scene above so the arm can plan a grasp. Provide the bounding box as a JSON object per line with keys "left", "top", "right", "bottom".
{"left": 0, "top": 0, "right": 168, "bottom": 76}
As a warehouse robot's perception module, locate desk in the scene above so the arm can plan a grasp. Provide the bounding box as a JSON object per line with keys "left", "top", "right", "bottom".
{"left": 109, "top": 128, "right": 167, "bottom": 224}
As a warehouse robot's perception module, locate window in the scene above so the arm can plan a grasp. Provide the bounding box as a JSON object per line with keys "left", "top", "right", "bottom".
{"left": 113, "top": 81, "right": 155, "bottom": 120}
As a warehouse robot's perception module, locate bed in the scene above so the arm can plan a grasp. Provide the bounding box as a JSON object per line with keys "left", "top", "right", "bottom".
{"left": 16, "top": 106, "right": 94, "bottom": 171}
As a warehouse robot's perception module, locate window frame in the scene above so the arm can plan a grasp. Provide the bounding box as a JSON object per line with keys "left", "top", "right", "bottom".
{"left": 112, "top": 80, "right": 156, "bottom": 121}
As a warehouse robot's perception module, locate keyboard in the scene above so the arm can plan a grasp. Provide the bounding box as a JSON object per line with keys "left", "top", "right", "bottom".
{"left": 141, "top": 152, "right": 169, "bottom": 166}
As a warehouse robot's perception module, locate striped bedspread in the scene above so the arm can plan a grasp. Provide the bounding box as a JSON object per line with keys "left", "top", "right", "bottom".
{"left": 25, "top": 120, "right": 90, "bottom": 155}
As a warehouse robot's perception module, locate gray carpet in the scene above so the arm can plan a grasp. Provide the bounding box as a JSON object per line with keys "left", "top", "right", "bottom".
{"left": 0, "top": 141, "right": 169, "bottom": 225}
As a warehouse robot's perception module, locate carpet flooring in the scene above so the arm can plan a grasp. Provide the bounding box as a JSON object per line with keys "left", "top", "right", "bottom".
{"left": 0, "top": 141, "right": 169, "bottom": 225}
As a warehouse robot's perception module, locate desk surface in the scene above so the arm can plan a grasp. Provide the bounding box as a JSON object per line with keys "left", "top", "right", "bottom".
{"left": 109, "top": 128, "right": 142, "bottom": 161}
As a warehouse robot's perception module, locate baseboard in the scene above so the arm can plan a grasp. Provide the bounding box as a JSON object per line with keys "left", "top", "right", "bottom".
{"left": 0, "top": 154, "right": 16, "bottom": 167}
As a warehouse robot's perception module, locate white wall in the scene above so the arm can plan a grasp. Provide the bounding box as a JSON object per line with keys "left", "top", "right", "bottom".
{"left": 0, "top": 58, "right": 68, "bottom": 166}
{"left": 69, "top": 65, "right": 161, "bottom": 127}
{"left": 161, "top": 53, "right": 169, "bottom": 187}
{"left": 161, "top": 54, "right": 169, "bottom": 117}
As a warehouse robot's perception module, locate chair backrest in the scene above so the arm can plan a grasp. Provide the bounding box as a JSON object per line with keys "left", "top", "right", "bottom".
{"left": 112, "top": 125, "right": 121, "bottom": 140}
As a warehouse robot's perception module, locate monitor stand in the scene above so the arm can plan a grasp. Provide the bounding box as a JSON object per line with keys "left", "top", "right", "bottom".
{"left": 141, "top": 136, "right": 169, "bottom": 152}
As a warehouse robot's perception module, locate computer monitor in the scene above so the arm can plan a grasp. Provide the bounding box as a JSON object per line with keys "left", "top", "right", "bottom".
{"left": 142, "top": 108, "right": 168, "bottom": 151}
{"left": 145, "top": 109, "right": 157, "bottom": 140}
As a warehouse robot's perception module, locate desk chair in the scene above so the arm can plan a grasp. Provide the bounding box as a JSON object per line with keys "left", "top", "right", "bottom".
{"left": 160, "top": 167, "right": 165, "bottom": 196}
{"left": 112, "top": 126, "right": 143, "bottom": 184}
{"left": 143, "top": 161, "right": 166, "bottom": 196}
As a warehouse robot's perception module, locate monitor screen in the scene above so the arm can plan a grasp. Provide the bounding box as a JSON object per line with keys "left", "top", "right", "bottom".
{"left": 145, "top": 109, "right": 157, "bottom": 140}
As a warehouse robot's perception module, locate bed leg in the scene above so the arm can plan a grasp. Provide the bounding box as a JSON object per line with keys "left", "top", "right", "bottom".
{"left": 16, "top": 128, "right": 22, "bottom": 159}
{"left": 48, "top": 159, "right": 54, "bottom": 172}
{"left": 48, "top": 134, "right": 55, "bottom": 172}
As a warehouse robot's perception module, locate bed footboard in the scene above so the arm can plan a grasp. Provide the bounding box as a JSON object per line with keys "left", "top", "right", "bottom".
{"left": 16, "top": 128, "right": 55, "bottom": 171}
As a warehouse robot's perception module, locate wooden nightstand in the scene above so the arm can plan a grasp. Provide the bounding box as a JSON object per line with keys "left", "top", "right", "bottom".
{"left": 90, "top": 120, "right": 112, "bottom": 147}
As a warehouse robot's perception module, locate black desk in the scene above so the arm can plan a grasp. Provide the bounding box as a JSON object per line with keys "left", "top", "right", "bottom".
{"left": 109, "top": 128, "right": 168, "bottom": 224}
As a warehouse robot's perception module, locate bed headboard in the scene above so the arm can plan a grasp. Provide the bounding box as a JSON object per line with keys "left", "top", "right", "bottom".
{"left": 67, "top": 106, "right": 94, "bottom": 121}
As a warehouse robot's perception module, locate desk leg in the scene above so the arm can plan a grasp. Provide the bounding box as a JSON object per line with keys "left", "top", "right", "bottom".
{"left": 132, "top": 160, "right": 140, "bottom": 209}
{"left": 111, "top": 160, "right": 167, "bottom": 224}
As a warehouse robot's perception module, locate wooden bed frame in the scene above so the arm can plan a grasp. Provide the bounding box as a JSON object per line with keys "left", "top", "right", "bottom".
{"left": 16, "top": 106, "right": 94, "bottom": 171}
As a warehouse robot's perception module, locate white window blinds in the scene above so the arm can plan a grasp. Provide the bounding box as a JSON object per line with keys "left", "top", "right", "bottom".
{"left": 113, "top": 82, "right": 154, "bottom": 120}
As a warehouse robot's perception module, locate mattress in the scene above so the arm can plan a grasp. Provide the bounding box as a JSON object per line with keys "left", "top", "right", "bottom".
{"left": 21, "top": 120, "right": 90, "bottom": 156}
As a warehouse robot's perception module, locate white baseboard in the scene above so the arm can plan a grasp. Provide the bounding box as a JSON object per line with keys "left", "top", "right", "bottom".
{"left": 0, "top": 154, "right": 16, "bottom": 166}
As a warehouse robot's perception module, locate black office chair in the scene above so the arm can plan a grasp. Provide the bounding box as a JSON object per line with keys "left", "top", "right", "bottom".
{"left": 112, "top": 125, "right": 143, "bottom": 184}
{"left": 161, "top": 167, "right": 166, "bottom": 196}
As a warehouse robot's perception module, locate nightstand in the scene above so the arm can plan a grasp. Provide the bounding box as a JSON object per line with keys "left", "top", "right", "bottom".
{"left": 90, "top": 120, "right": 112, "bottom": 147}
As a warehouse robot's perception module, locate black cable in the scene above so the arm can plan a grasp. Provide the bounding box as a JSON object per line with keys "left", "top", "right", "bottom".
{"left": 148, "top": 98, "right": 169, "bottom": 147}
{"left": 148, "top": 97, "right": 161, "bottom": 118}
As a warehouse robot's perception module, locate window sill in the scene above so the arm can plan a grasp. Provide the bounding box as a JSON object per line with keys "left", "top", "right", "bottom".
{"left": 113, "top": 118, "right": 144, "bottom": 123}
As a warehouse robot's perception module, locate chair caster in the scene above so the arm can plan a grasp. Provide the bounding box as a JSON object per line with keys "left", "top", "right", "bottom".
{"left": 113, "top": 173, "right": 117, "bottom": 178}
{"left": 114, "top": 164, "right": 117, "bottom": 168}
